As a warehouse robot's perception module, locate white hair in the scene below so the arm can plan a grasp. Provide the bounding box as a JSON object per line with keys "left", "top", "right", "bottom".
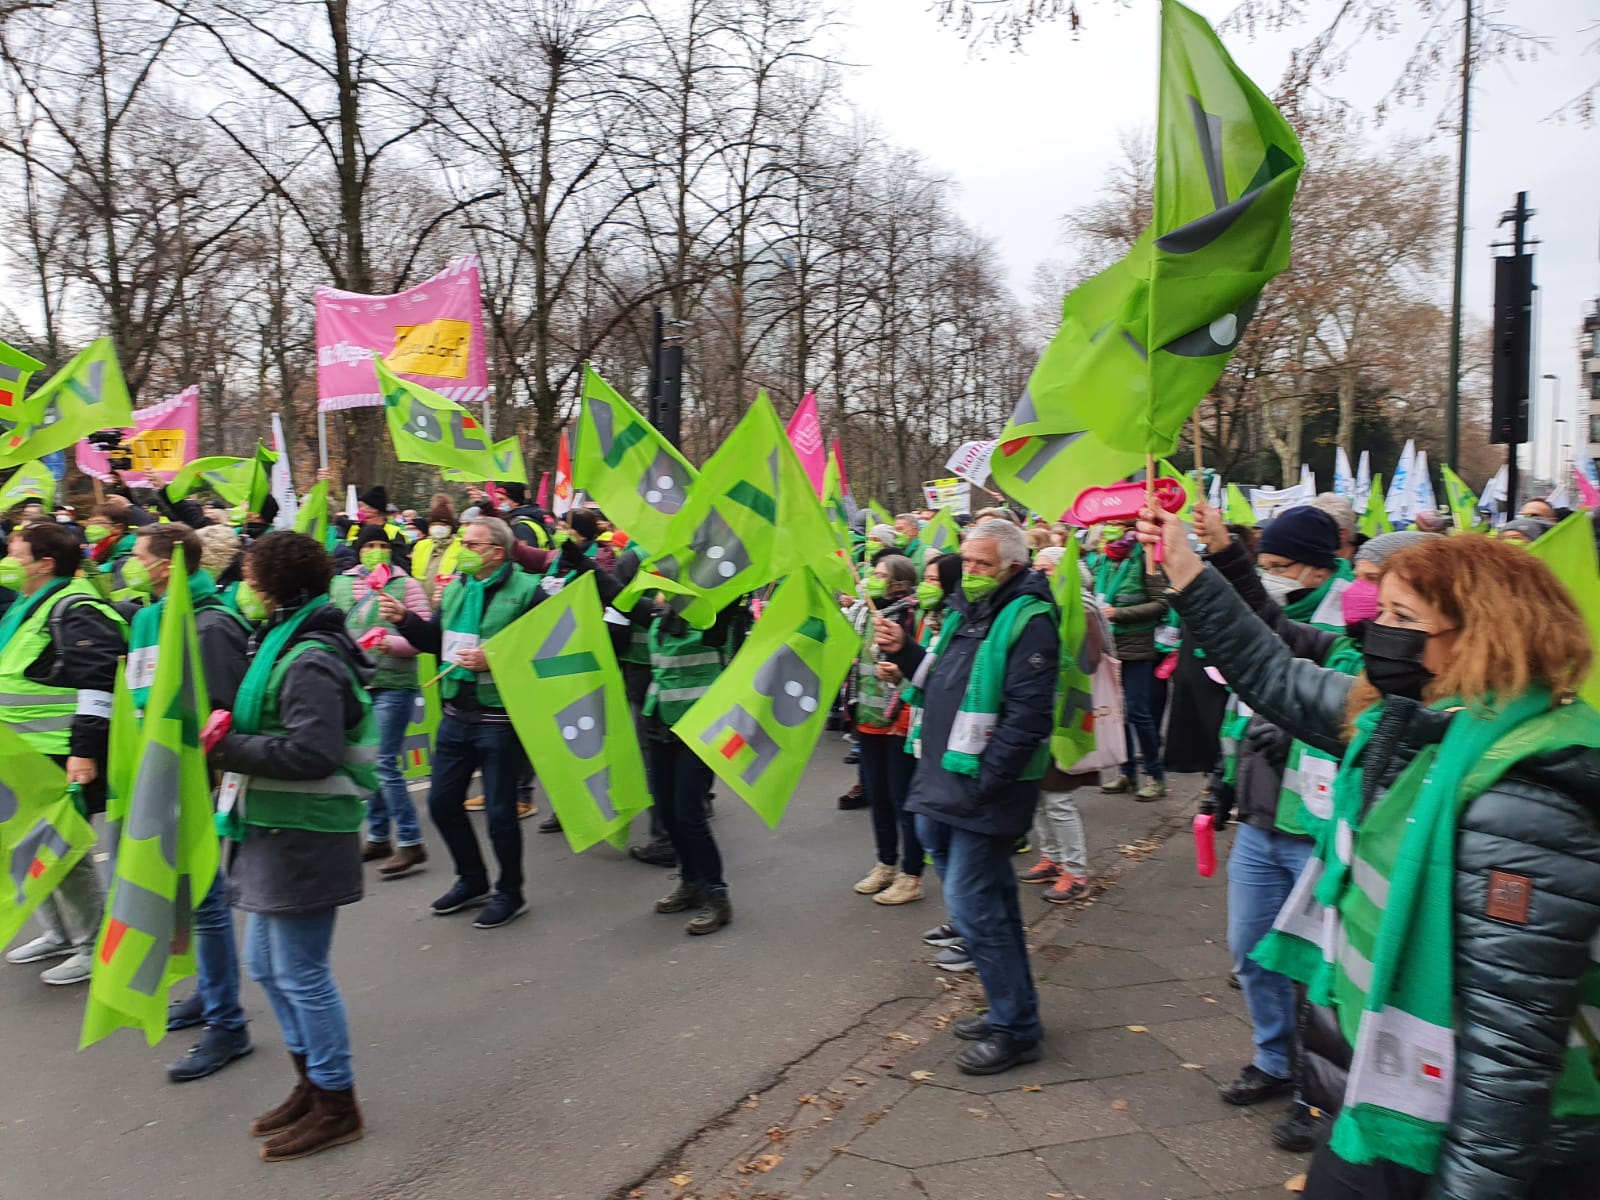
{"left": 1034, "top": 545, "right": 1066, "bottom": 572}
{"left": 968, "top": 518, "right": 1029, "bottom": 568}
{"left": 469, "top": 515, "right": 515, "bottom": 553}
{"left": 1312, "top": 493, "right": 1357, "bottom": 538}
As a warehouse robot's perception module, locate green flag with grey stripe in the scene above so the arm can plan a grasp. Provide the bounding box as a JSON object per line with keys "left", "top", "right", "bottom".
{"left": 482, "top": 571, "right": 651, "bottom": 853}
{"left": 83, "top": 548, "right": 217, "bottom": 1048}
{"left": 0, "top": 723, "right": 96, "bottom": 950}
{"left": 573, "top": 365, "right": 697, "bottom": 553}
{"left": 0, "top": 338, "right": 133, "bottom": 468}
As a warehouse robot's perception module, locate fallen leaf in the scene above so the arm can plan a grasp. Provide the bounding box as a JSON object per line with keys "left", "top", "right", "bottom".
{"left": 966, "top": 1107, "right": 990, "bottom": 1119}
{"left": 1201, "top": 995, "right": 1218, "bottom": 1004}
{"left": 670, "top": 1174, "right": 692, "bottom": 1187}
{"left": 740, "top": 1153, "right": 783, "bottom": 1174}
{"left": 1126, "top": 1025, "right": 1148, "bottom": 1033}
{"left": 1285, "top": 1174, "right": 1307, "bottom": 1193}
{"left": 885, "top": 1031, "right": 919, "bottom": 1043}
{"left": 1021, "top": 1084, "right": 1044, "bottom": 1092}
{"left": 1047, "top": 1194, "right": 1067, "bottom": 1199}
{"left": 1110, "top": 1099, "right": 1129, "bottom": 1112}
{"left": 909, "top": 1070, "right": 935, "bottom": 1082}
{"left": 844, "top": 1075, "right": 868, "bottom": 1087}
{"left": 797, "top": 1093, "right": 821, "bottom": 1107}
{"left": 1181, "top": 1063, "right": 1205, "bottom": 1070}
{"left": 744, "top": 1094, "right": 760, "bottom": 1109}
{"left": 766, "top": 1125, "right": 791, "bottom": 1143}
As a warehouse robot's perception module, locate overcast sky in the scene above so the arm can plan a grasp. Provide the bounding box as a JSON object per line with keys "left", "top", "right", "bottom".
{"left": 837, "top": 0, "right": 1600, "bottom": 476}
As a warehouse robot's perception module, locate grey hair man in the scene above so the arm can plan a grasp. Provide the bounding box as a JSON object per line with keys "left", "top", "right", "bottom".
{"left": 873, "top": 517, "right": 1059, "bottom": 1076}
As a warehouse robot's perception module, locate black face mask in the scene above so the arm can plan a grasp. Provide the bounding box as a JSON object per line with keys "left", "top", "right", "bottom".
{"left": 1345, "top": 619, "right": 1370, "bottom": 645}
{"left": 1362, "top": 622, "right": 1435, "bottom": 700}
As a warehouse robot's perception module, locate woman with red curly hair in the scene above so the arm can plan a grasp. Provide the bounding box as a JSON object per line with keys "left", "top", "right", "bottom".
{"left": 1142, "top": 510, "right": 1600, "bottom": 1200}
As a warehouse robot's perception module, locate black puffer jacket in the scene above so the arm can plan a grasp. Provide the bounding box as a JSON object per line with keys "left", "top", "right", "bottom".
{"left": 1175, "top": 566, "right": 1600, "bottom": 1199}
{"left": 889, "top": 567, "right": 1058, "bottom": 839}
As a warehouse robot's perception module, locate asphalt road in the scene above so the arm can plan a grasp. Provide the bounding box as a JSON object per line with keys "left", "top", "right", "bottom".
{"left": 0, "top": 745, "right": 948, "bottom": 1200}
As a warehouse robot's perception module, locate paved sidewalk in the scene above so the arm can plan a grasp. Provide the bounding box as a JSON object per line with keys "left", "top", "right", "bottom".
{"left": 627, "top": 808, "right": 1308, "bottom": 1200}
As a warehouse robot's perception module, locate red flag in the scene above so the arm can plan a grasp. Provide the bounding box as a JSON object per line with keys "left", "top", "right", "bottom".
{"left": 554, "top": 432, "right": 574, "bottom": 517}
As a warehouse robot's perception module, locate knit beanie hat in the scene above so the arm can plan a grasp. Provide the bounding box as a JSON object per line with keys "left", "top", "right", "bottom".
{"left": 1256, "top": 506, "right": 1339, "bottom": 570}
{"left": 1354, "top": 530, "right": 1435, "bottom": 567}
{"left": 867, "top": 523, "right": 899, "bottom": 549}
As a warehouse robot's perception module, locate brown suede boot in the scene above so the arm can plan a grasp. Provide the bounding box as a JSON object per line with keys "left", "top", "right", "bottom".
{"left": 360, "top": 840, "right": 393, "bottom": 863}
{"left": 250, "top": 1054, "right": 313, "bottom": 1138}
{"left": 377, "top": 843, "right": 428, "bottom": 879}
{"left": 259, "top": 1084, "right": 364, "bottom": 1162}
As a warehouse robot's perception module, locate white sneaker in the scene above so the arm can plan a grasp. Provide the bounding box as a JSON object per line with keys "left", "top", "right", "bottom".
{"left": 6, "top": 932, "right": 74, "bottom": 965}
{"left": 873, "top": 873, "right": 925, "bottom": 906}
{"left": 853, "top": 863, "right": 897, "bottom": 895}
{"left": 39, "top": 948, "right": 93, "bottom": 986}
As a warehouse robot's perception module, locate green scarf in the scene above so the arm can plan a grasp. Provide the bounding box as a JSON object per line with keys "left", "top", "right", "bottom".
{"left": 1255, "top": 691, "right": 1600, "bottom": 1173}
{"left": 129, "top": 569, "right": 218, "bottom": 707}
{"left": 443, "top": 563, "right": 509, "bottom": 681}
{"left": 1281, "top": 574, "right": 1347, "bottom": 632}
{"left": 905, "top": 591, "right": 1054, "bottom": 778}
{"left": 1095, "top": 555, "right": 1156, "bottom": 633}
{"left": 232, "top": 598, "right": 332, "bottom": 736}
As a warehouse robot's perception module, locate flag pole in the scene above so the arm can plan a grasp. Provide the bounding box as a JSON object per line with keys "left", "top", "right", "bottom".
{"left": 1144, "top": 452, "right": 1157, "bottom": 571}
{"left": 1191, "top": 411, "right": 1205, "bottom": 481}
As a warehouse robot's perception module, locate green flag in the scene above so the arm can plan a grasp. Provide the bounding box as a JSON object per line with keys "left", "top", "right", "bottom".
{"left": 868, "top": 500, "right": 895, "bottom": 531}
{"left": 673, "top": 568, "right": 855, "bottom": 828}
{"left": 1440, "top": 464, "right": 1483, "bottom": 534}
{"left": 0, "top": 460, "right": 57, "bottom": 510}
{"left": 0, "top": 722, "right": 96, "bottom": 950}
{"left": 630, "top": 393, "right": 854, "bottom": 625}
{"left": 375, "top": 356, "right": 510, "bottom": 479}
{"left": 294, "top": 479, "right": 332, "bottom": 546}
{"left": 0, "top": 338, "right": 134, "bottom": 468}
{"left": 820, "top": 446, "right": 854, "bottom": 558}
{"left": 1050, "top": 539, "right": 1097, "bottom": 771}
{"left": 1528, "top": 513, "right": 1600, "bottom": 710}
{"left": 993, "top": 1, "right": 1302, "bottom": 511}
{"left": 0, "top": 339, "right": 45, "bottom": 428}
{"left": 482, "top": 571, "right": 651, "bottom": 852}
{"left": 106, "top": 662, "right": 138, "bottom": 830}
{"left": 83, "top": 548, "right": 218, "bottom": 1048}
{"left": 572, "top": 365, "right": 697, "bottom": 550}
{"left": 167, "top": 443, "right": 276, "bottom": 514}
{"left": 401, "top": 656, "right": 442, "bottom": 783}
{"left": 440, "top": 436, "right": 528, "bottom": 486}
{"left": 922, "top": 507, "right": 963, "bottom": 557}
{"left": 1224, "top": 482, "right": 1256, "bottom": 527}
{"left": 1358, "top": 474, "right": 1395, "bottom": 538}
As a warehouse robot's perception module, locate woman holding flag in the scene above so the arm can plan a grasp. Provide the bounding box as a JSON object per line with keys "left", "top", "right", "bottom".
{"left": 1140, "top": 508, "right": 1600, "bottom": 1198}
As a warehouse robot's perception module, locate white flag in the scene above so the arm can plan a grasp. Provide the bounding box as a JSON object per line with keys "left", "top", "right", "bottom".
{"left": 1333, "top": 448, "right": 1354, "bottom": 500}
{"left": 1386, "top": 440, "right": 1417, "bottom": 522}
{"left": 1482, "top": 465, "right": 1508, "bottom": 511}
{"left": 345, "top": 483, "right": 359, "bottom": 521}
{"left": 1300, "top": 462, "right": 1315, "bottom": 493}
{"left": 1411, "top": 450, "right": 1437, "bottom": 514}
{"left": 1353, "top": 450, "right": 1372, "bottom": 514}
{"left": 1249, "top": 480, "right": 1314, "bottom": 521}
{"left": 269, "top": 413, "right": 297, "bottom": 530}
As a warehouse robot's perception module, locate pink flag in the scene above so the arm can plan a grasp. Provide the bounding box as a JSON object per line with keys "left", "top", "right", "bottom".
{"left": 315, "top": 255, "right": 489, "bottom": 412}
{"left": 75, "top": 385, "right": 199, "bottom": 486}
{"left": 785, "top": 392, "right": 827, "bottom": 495}
{"left": 1576, "top": 464, "right": 1600, "bottom": 510}
{"left": 536, "top": 471, "right": 550, "bottom": 509}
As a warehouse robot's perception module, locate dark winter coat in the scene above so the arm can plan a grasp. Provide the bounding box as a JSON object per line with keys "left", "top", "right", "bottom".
{"left": 1174, "top": 564, "right": 1600, "bottom": 1200}
{"left": 889, "top": 566, "right": 1058, "bottom": 839}
{"left": 211, "top": 603, "right": 374, "bottom": 916}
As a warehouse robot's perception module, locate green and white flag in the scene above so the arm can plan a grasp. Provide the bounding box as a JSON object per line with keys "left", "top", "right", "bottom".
{"left": 294, "top": 479, "right": 333, "bottom": 547}
{"left": 0, "top": 340, "right": 45, "bottom": 428}
{"left": 921, "top": 507, "right": 963, "bottom": 557}
{"left": 572, "top": 365, "right": 697, "bottom": 551}
{"left": 376, "top": 356, "right": 522, "bottom": 481}
{"left": 482, "top": 572, "right": 651, "bottom": 852}
{"left": 0, "top": 723, "right": 96, "bottom": 950}
{"left": 1440, "top": 464, "right": 1483, "bottom": 535}
{"left": 0, "top": 460, "right": 57, "bottom": 510}
{"left": 673, "top": 568, "right": 856, "bottom": 828}
{"left": 993, "top": 0, "right": 1302, "bottom": 513}
{"left": 1051, "top": 539, "right": 1097, "bottom": 771}
{"left": 83, "top": 548, "right": 218, "bottom": 1048}
{"left": 167, "top": 443, "right": 276, "bottom": 515}
{"left": 440, "top": 436, "right": 528, "bottom": 486}
{"left": 0, "top": 338, "right": 134, "bottom": 468}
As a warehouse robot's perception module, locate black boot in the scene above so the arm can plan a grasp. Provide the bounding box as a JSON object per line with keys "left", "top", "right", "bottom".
{"left": 951, "top": 1015, "right": 992, "bottom": 1042}
{"left": 685, "top": 886, "right": 732, "bottom": 935}
{"left": 955, "top": 1031, "right": 1042, "bottom": 1075}
{"left": 654, "top": 878, "right": 706, "bottom": 914}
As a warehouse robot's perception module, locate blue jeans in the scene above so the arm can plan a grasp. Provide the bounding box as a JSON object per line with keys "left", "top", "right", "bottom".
{"left": 916, "top": 813, "right": 1042, "bottom": 1041}
{"left": 367, "top": 688, "right": 423, "bottom": 846}
{"left": 859, "top": 733, "right": 922, "bottom": 875}
{"left": 195, "top": 870, "right": 245, "bottom": 1031}
{"left": 646, "top": 734, "right": 723, "bottom": 888}
{"left": 243, "top": 910, "right": 352, "bottom": 1090}
{"left": 1228, "top": 822, "right": 1315, "bottom": 1079}
{"left": 1120, "top": 659, "right": 1167, "bottom": 782}
{"left": 428, "top": 715, "right": 523, "bottom": 902}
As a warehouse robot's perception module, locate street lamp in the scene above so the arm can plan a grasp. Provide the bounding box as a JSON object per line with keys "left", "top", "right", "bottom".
{"left": 1555, "top": 417, "right": 1569, "bottom": 488}
{"left": 1542, "top": 373, "right": 1559, "bottom": 483}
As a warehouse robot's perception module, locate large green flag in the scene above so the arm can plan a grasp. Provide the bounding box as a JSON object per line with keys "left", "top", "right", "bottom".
{"left": 628, "top": 394, "right": 853, "bottom": 625}
{"left": 0, "top": 339, "right": 45, "bottom": 428}
{"left": 1527, "top": 514, "right": 1600, "bottom": 710}
{"left": 922, "top": 507, "right": 963, "bottom": 558}
{"left": 0, "top": 338, "right": 134, "bottom": 468}
{"left": 1440, "top": 464, "right": 1483, "bottom": 534}
{"left": 106, "top": 662, "right": 138, "bottom": 830}
{"left": 1358, "top": 474, "right": 1394, "bottom": 538}
{"left": 294, "top": 478, "right": 332, "bottom": 546}
{"left": 83, "top": 548, "right": 218, "bottom": 1048}
{"left": 440, "top": 436, "right": 528, "bottom": 486}
{"left": 868, "top": 500, "right": 895, "bottom": 531}
{"left": 1050, "top": 539, "right": 1097, "bottom": 771}
{"left": 820, "top": 445, "right": 854, "bottom": 558}
{"left": 401, "top": 655, "right": 442, "bottom": 783}
{"left": 673, "top": 568, "right": 855, "bottom": 828}
{"left": 0, "top": 722, "right": 96, "bottom": 950}
{"left": 167, "top": 443, "right": 276, "bottom": 514}
{"left": 993, "top": 1, "right": 1302, "bottom": 511}
{"left": 0, "top": 460, "right": 57, "bottom": 510}
{"left": 482, "top": 571, "right": 651, "bottom": 852}
{"left": 1224, "top": 481, "right": 1256, "bottom": 527}
{"left": 375, "top": 356, "right": 516, "bottom": 480}
{"left": 572, "top": 365, "right": 697, "bottom": 550}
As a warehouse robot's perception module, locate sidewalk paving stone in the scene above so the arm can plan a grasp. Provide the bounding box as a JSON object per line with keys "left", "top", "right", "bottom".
{"left": 915, "top": 1150, "right": 1070, "bottom": 1200}
{"left": 845, "top": 1086, "right": 1028, "bottom": 1168}
{"left": 1155, "top": 1116, "right": 1311, "bottom": 1191}
{"left": 1036, "top": 1131, "right": 1214, "bottom": 1199}
{"left": 1146, "top": 1013, "right": 1259, "bottom": 1068}
{"left": 1091, "top": 1066, "right": 1252, "bottom": 1130}
{"left": 986, "top": 1080, "right": 1141, "bottom": 1145}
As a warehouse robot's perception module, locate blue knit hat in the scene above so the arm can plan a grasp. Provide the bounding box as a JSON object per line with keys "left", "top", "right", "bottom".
{"left": 1257, "top": 506, "right": 1339, "bottom": 570}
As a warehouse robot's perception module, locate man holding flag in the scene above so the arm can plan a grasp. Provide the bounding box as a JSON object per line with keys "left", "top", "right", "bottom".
{"left": 0, "top": 521, "right": 127, "bottom": 985}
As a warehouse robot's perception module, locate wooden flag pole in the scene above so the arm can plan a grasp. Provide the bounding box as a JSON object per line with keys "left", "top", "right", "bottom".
{"left": 1144, "top": 452, "right": 1157, "bottom": 571}
{"left": 1192, "top": 410, "right": 1205, "bottom": 482}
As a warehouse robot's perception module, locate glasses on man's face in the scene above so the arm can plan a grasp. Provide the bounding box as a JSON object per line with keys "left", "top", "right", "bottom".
{"left": 462, "top": 539, "right": 493, "bottom": 551}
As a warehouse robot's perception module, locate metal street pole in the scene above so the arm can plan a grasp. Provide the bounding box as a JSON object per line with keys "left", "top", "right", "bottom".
{"left": 1542, "top": 372, "right": 1559, "bottom": 482}
{"left": 1446, "top": 0, "right": 1473, "bottom": 468}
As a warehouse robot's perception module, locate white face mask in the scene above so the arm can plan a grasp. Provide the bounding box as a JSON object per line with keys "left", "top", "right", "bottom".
{"left": 430, "top": 525, "right": 452, "bottom": 540}
{"left": 1258, "top": 568, "right": 1306, "bottom": 601}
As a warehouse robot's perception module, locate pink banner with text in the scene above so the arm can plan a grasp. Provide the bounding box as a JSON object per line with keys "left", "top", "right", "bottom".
{"left": 75, "top": 385, "right": 199, "bottom": 486}
{"left": 315, "top": 255, "right": 489, "bottom": 412}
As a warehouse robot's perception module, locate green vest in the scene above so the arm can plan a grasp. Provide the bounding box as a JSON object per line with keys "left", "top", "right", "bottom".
{"left": 0, "top": 579, "right": 127, "bottom": 754}
{"left": 437, "top": 569, "right": 542, "bottom": 707}
{"left": 513, "top": 514, "right": 551, "bottom": 549}
{"left": 642, "top": 618, "right": 724, "bottom": 725}
{"left": 1095, "top": 556, "right": 1156, "bottom": 633}
{"left": 1275, "top": 636, "right": 1365, "bottom": 836}
{"left": 620, "top": 620, "right": 651, "bottom": 666}
{"left": 331, "top": 571, "right": 419, "bottom": 691}
{"left": 241, "top": 641, "right": 379, "bottom": 834}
